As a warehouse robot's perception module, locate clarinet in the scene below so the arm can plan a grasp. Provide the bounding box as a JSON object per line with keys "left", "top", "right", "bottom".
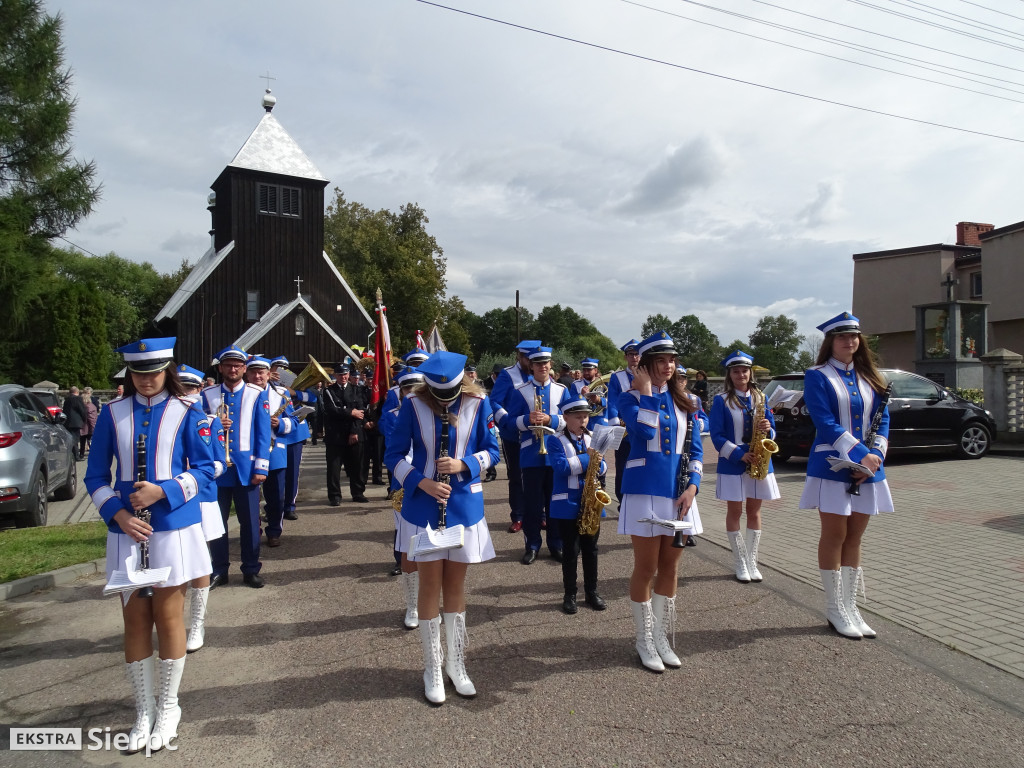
{"left": 134, "top": 435, "right": 155, "bottom": 599}
{"left": 672, "top": 412, "right": 693, "bottom": 549}
{"left": 848, "top": 382, "right": 894, "bottom": 496}
{"left": 437, "top": 406, "right": 450, "bottom": 530}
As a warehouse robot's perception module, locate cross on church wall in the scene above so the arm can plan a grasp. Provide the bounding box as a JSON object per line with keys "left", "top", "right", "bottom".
{"left": 941, "top": 272, "right": 958, "bottom": 302}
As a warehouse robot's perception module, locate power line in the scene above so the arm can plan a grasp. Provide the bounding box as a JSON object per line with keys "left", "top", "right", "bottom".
{"left": 957, "top": 0, "right": 1024, "bottom": 25}
{"left": 643, "top": 0, "right": 1024, "bottom": 99}
{"left": 413, "top": 1, "right": 1024, "bottom": 144}
{"left": 848, "top": 0, "right": 1024, "bottom": 52}
{"left": 897, "top": 0, "right": 1024, "bottom": 42}
{"left": 56, "top": 235, "right": 102, "bottom": 258}
{"left": 746, "top": 0, "right": 1024, "bottom": 75}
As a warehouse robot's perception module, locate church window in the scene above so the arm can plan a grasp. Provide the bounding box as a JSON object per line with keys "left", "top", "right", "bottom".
{"left": 295, "top": 314, "right": 306, "bottom": 336}
{"left": 258, "top": 183, "right": 301, "bottom": 218}
{"left": 246, "top": 290, "right": 259, "bottom": 321}
{"left": 970, "top": 272, "right": 982, "bottom": 298}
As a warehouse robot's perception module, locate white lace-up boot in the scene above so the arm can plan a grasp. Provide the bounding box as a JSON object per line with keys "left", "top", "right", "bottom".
{"left": 186, "top": 586, "right": 209, "bottom": 652}
{"left": 402, "top": 572, "right": 419, "bottom": 629}
{"left": 841, "top": 566, "right": 876, "bottom": 638}
{"left": 149, "top": 656, "right": 185, "bottom": 751}
{"left": 819, "top": 569, "right": 862, "bottom": 639}
{"left": 728, "top": 530, "right": 752, "bottom": 583}
{"left": 650, "top": 593, "right": 681, "bottom": 668}
{"left": 443, "top": 611, "right": 476, "bottom": 697}
{"left": 419, "top": 616, "right": 445, "bottom": 704}
{"left": 745, "top": 529, "right": 764, "bottom": 582}
{"left": 630, "top": 600, "right": 665, "bottom": 672}
{"left": 124, "top": 654, "right": 156, "bottom": 754}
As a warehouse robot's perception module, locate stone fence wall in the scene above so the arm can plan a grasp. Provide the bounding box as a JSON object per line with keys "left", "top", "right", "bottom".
{"left": 981, "top": 349, "right": 1024, "bottom": 440}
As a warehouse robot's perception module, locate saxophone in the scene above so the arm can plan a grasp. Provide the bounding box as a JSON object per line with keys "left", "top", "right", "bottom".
{"left": 747, "top": 387, "right": 779, "bottom": 480}
{"left": 577, "top": 439, "right": 611, "bottom": 536}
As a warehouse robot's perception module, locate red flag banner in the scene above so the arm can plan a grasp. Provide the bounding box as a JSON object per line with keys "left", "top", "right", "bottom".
{"left": 371, "top": 290, "right": 392, "bottom": 407}
{"left": 415, "top": 329, "right": 426, "bottom": 351}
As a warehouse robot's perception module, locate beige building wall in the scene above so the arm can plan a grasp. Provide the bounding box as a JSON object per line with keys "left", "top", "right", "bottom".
{"left": 991, "top": 319, "right": 1024, "bottom": 357}
{"left": 853, "top": 248, "right": 956, "bottom": 335}
{"left": 981, "top": 228, "right": 1024, "bottom": 325}
{"left": 875, "top": 331, "right": 915, "bottom": 371}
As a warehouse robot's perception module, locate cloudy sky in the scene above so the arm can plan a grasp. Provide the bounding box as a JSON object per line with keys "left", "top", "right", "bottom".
{"left": 48, "top": 0, "right": 1024, "bottom": 349}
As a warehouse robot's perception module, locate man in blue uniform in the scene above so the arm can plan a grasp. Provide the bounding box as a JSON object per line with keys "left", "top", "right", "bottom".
{"left": 248, "top": 357, "right": 297, "bottom": 548}
{"left": 201, "top": 345, "right": 271, "bottom": 588}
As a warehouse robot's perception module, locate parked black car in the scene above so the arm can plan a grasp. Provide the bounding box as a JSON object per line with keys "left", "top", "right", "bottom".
{"left": 762, "top": 369, "right": 996, "bottom": 462}
{"left": 0, "top": 385, "right": 78, "bottom": 527}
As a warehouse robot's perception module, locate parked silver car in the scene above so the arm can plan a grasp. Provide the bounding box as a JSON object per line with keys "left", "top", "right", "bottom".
{"left": 0, "top": 384, "right": 78, "bottom": 527}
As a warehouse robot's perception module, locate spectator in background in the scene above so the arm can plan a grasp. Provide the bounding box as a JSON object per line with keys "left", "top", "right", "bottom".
{"left": 62, "top": 386, "right": 89, "bottom": 461}
{"left": 82, "top": 387, "right": 100, "bottom": 457}
{"left": 692, "top": 370, "right": 709, "bottom": 412}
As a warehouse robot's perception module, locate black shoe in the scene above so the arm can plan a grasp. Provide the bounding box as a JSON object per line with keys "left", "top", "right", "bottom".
{"left": 372, "top": 478, "right": 384, "bottom": 486}
{"left": 562, "top": 593, "right": 578, "bottom": 615}
{"left": 352, "top": 495, "right": 370, "bottom": 503}
{"left": 284, "top": 510, "right": 298, "bottom": 521}
{"left": 389, "top": 564, "right": 402, "bottom": 576}
{"left": 243, "top": 573, "right": 265, "bottom": 589}
{"left": 209, "top": 573, "right": 229, "bottom": 590}
{"left": 549, "top": 548, "right": 563, "bottom": 563}
{"left": 329, "top": 499, "right": 341, "bottom": 507}
{"left": 685, "top": 535, "right": 697, "bottom": 547}
{"left": 585, "top": 591, "right": 607, "bottom": 611}
{"left": 521, "top": 549, "right": 537, "bottom": 565}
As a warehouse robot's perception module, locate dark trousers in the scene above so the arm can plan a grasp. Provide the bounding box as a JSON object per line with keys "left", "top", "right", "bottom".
{"left": 521, "top": 466, "right": 561, "bottom": 553}
{"left": 262, "top": 467, "right": 286, "bottom": 538}
{"left": 67, "top": 427, "right": 82, "bottom": 459}
{"left": 613, "top": 435, "right": 632, "bottom": 504}
{"left": 502, "top": 437, "right": 524, "bottom": 523}
{"left": 362, "top": 429, "right": 383, "bottom": 483}
{"left": 326, "top": 440, "right": 365, "bottom": 502}
{"left": 556, "top": 518, "right": 600, "bottom": 594}
{"left": 211, "top": 471, "right": 261, "bottom": 576}
{"left": 284, "top": 441, "right": 303, "bottom": 513}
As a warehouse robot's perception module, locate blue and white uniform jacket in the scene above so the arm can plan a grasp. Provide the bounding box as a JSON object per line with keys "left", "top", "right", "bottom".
{"left": 85, "top": 392, "right": 217, "bottom": 533}
{"left": 200, "top": 381, "right": 271, "bottom": 485}
{"left": 285, "top": 385, "right": 314, "bottom": 442}
{"left": 490, "top": 364, "right": 530, "bottom": 441}
{"left": 710, "top": 390, "right": 777, "bottom": 476}
{"left": 384, "top": 393, "right": 500, "bottom": 529}
{"left": 504, "top": 379, "right": 571, "bottom": 468}
{"left": 263, "top": 384, "right": 298, "bottom": 470}
{"left": 617, "top": 385, "right": 704, "bottom": 498}
{"left": 605, "top": 369, "right": 634, "bottom": 427}
{"left": 183, "top": 394, "right": 226, "bottom": 505}
{"left": 571, "top": 379, "right": 608, "bottom": 427}
{"left": 546, "top": 431, "right": 607, "bottom": 521}
{"left": 805, "top": 359, "right": 889, "bottom": 485}
{"left": 381, "top": 394, "right": 412, "bottom": 493}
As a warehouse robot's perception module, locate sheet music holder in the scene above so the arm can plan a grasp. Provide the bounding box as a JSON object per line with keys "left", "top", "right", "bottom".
{"left": 638, "top": 517, "right": 695, "bottom": 533}
{"left": 590, "top": 424, "right": 626, "bottom": 454}
{"left": 410, "top": 523, "right": 465, "bottom": 557}
{"left": 104, "top": 567, "right": 172, "bottom": 605}
{"left": 766, "top": 386, "right": 803, "bottom": 411}
{"left": 291, "top": 405, "right": 315, "bottom": 422}
{"left": 277, "top": 370, "right": 297, "bottom": 388}
{"left": 826, "top": 456, "right": 875, "bottom": 477}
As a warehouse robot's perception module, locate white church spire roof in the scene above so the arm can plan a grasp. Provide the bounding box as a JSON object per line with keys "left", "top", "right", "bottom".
{"left": 227, "top": 91, "right": 326, "bottom": 181}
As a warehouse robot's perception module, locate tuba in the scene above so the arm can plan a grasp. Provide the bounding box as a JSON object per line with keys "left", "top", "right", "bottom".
{"left": 582, "top": 372, "right": 611, "bottom": 418}
{"left": 289, "top": 355, "right": 334, "bottom": 392}
{"left": 747, "top": 387, "right": 779, "bottom": 480}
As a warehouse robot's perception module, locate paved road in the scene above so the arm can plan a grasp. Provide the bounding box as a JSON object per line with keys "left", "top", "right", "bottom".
{"left": 2, "top": 444, "right": 1022, "bottom": 767}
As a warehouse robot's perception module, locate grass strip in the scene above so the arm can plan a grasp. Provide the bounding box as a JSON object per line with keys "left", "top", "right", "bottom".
{"left": 0, "top": 521, "right": 108, "bottom": 583}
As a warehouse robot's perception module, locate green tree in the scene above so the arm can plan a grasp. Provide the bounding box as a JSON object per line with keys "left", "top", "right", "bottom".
{"left": 436, "top": 295, "right": 474, "bottom": 357}
{"left": 641, "top": 313, "right": 674, "bottom": 339}
{"left": 470, "top": 306, "right": 536, "bottom": 359}
{"left": 324, "top": 189, "right": 445, "bottom": 351}
{"left": 641, "top": 313, "right": 721, "bottom": 372}
{"left": 749, "top": 314, "right": 801, "bottom": 375}
{"left": 40, "top": 280, "right": 109, "bottom": 387}
{"left": 0, "top": 0, "right": 100, "bottom": 381}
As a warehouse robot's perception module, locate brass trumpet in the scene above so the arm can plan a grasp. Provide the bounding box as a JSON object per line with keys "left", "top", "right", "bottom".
{"left": 216, "top": 402, "right": 233, "bottom": 467}
{"left": 532, "top": 388, "right": 555, "bottom": 455}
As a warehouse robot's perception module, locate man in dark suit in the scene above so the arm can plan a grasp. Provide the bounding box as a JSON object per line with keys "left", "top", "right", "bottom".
{"left": 62, "top": 387, "right": 89, "bottom": 460}
{"left": 322, "top": 364, "right": 369, "bottom": 505}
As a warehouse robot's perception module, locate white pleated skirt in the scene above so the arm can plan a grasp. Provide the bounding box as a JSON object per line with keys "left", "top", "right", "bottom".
{"left": 105, "top": 523, "right": 212, "bottom": 589}
{"left": 618, "top": 494, "right": 703, "bottom": 537}
{"left": 799, "top": 477, "right": 894, "bottom": 516}
{"left": 199, "top": 500, "right": 226, "bottom": 541}
{"left": 396, "top": 516, "right": 495, "bottom": 563}
{"left": 716, "top": 472, "right": 781, "bottom": 503}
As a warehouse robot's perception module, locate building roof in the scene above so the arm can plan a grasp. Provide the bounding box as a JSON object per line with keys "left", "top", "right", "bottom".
{"left": 979, "top": 219, "right": 1024, "bottom": 241}
{"left": 155, "top": 241, "right": 236, "bottom": 321}
{"left": 227, "top": 112, "right": 326, "bottom": 182}
{"left": 233, "top": 295, "right": 358, "bottom": 360}
{"left": 852, "top": 243, "right": 979, "bottom": 261}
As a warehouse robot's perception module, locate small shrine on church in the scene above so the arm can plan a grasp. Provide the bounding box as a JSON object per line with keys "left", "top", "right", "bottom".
{"left": 913, "top": 272, "right": 989, "bottom": 389}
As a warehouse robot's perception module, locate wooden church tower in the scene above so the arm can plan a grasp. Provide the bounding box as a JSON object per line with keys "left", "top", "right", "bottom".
{"left": 155, "top": 90, "right": 373, "bottom": 369}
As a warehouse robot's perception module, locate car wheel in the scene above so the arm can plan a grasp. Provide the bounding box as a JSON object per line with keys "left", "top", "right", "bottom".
{"left": 54, "top": 459, "right": 77, "bottom": 501}
{"left": 16, "top": 474, "right": 48, "bottom": 528}
{"left": 956, "top": 422, "right": 991, "bottom": 459}
{"left": 774, "top": 450, "right": 792, "bottom": 463}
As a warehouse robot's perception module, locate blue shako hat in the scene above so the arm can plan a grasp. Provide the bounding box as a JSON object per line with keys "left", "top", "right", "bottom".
{"left": 580, "top": 358, "right": 599, "bottom": 369}
{"left": 817, "top": 312, "right": 861, "bottom": 335}
{"left": 527, "top": 346, "right": 553, "bottom": 363}
{"left": 418, "top": 350, "right": 467, "bottom": 402}
{"left": 176, "top": 364, "right": 205, "bottom": 386}
{"left": 721, "top": 350, "right": 754, "bottom": 369}
{"left": 516, "top": 339, "right": 542, "bottom": 354}
{"left": 403, "top": 350, "right": 429, "bottom": 366}
{"left": 215, "top": 344, "right": 247, "bottom": 364}
{"left": 619, "top": 338, "right": 640, "bottom": 353}
{"left": 246, "top": 356, "right": 271, "bottom": 370}
{"left": 270, "top": 356, "right": 289, "bottom": 368}
{"left": 118, "top": 337, "right": 176, "bottom": 373}
{"left": 638, "top": 331, "right": 677, "bottom": 357}
{"left": 396, "top": 368, "right": 425, "bottom": 387}
{"left": 560, "top": 396, "right": 590, "bottom": 414}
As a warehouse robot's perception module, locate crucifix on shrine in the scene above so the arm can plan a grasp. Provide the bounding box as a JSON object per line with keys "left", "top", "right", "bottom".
{"left": 941, "top": 272, "right": 958, "bottom": 302}
{"left": 912, "top": 270, "right": 989, "bottom": 389}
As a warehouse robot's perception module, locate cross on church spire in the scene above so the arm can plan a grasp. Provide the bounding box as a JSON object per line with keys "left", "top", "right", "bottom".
{"left": 295, "top": 275, "right": 303, "bottom": 297}
{"left": 260, "top": 70, "right": 276, "bottom": 89}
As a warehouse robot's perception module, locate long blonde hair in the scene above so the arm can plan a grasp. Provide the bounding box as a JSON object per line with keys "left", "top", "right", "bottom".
{"left": 815, "top": 333, "right": 887, "bottom": 394}
{"left": 412, "top": 379, "right": 486, "bottom": 415}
